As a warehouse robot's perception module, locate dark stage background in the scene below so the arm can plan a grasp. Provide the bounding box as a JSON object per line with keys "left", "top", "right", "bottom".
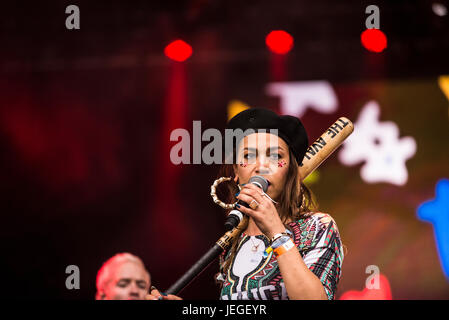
{"left": 1, "top": 0, "right": 449, "bottom": 299}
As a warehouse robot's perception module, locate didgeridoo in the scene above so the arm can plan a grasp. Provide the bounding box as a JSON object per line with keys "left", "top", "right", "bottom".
{"left": 165, "top": 117, "right": 354, "bottom": 295}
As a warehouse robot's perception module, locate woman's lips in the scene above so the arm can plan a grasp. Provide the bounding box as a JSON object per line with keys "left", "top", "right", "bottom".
{"left": 265, "top": 179, "right": 271, "bottom": 190}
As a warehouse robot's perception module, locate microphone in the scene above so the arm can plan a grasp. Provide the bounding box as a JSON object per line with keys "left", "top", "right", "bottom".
{"left": 224, "top": 175, "right": 269, "bottom": 231}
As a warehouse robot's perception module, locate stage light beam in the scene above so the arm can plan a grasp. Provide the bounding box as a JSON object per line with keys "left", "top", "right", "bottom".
{"left": 164, "top": 40, "right": 193, "bottom": 62}
{"left": 361, "top": 29, "right": 387, "bottom": 53}
{"left": 265, "top": 30, "right": 294, "bottom": 54}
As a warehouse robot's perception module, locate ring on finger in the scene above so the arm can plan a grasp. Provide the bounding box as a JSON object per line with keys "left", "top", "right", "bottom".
{"left": 250, "top": 199, "right": 259, "bottom": 209}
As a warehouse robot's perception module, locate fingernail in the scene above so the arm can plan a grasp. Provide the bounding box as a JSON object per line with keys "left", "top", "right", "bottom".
{"left": 236, "top": 203, "right": 241, "bottom": 208}
{"left": 161, "top": 292, "right": 167, "bottom": 296}
{"left": 235, "top": 192, "right": 240, "bottom": 197}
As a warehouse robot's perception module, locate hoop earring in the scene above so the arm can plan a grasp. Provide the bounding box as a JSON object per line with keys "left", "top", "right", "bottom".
{"left": 211, "top": 177, "right": 241, "bottom": 209}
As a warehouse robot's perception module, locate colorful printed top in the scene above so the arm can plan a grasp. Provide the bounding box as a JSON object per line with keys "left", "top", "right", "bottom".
{"left": 217, "top": 212, "right": 344, "bottom": 300}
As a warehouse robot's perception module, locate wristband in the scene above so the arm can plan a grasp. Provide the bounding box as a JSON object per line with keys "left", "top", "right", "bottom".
{"left": 270, "top": 229, "right": 293, "bottom": 244}
{"left": 264, "top": 235, "right": 293, "bottom": 257}
{"left": 264, "top": 229, "right": 294, "bottom": 257}
{"left": 273, "top": 238, "right": 295, "bottom": 257}
{"left": 271, "top": 235, "right": 291, "bottom": 250}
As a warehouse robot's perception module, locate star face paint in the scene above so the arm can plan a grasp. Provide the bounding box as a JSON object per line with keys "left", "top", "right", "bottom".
{"left": 239, "top": 162, "right": 248, "bottom": 168}
{"left": 278, "top": 160, "right": 287, "bottom": 168}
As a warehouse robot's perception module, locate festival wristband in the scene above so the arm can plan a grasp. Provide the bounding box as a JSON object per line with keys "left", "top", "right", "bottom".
{"left": 265, "top": 230, "right": 293, "bottom": 257}
{"left": 264, "top": 236, "right": 293, "bottom": 257}
{"left": 270, "top": 229, "right": 293, "bottom": 244}
{"left": 273, "top": 238, "right": 295, "bottom": 257}
{"left": 271, "top": 235, "right": 292, "bottom": 250}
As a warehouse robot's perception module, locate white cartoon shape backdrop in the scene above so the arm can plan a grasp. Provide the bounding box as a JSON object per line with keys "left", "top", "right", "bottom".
{"left": 266, "top": 81, "right": 338, "bottom": 118}
{"left": 338, "top": 100, "right": 417, "bottom": 186}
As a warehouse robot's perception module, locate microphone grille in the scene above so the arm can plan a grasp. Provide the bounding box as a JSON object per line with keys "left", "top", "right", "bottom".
{"left": 249, "top": 175, "right": 269, "bottom": 192}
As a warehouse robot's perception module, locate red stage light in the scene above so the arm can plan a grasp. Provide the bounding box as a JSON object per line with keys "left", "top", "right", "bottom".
{"left": 361, "top": 29, "right": 387, "bottom": 53}
{"left": 164, "top": 40, "right": 193, "bottom": 62}
{"left": 265, "top": 30, "right": 294, "bottom": 54}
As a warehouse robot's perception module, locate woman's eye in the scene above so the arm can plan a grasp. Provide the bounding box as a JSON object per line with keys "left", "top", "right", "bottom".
{"left": 244, "top": 153, "right": 256, "bottom": 159}
{"left": 269, "top": 153, "right": 281, "bottom": 160}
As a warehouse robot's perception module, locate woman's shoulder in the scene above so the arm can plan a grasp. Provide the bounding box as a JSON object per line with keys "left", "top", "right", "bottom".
{"left": 288, "top": 211, "right": 340, "bottom": 233}
{"left": 288, "top": 212, "right": 342, "bottom": 250}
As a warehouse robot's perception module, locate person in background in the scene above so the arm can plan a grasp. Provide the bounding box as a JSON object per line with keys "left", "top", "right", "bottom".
{"left": 95, "top": 252, "right": 181, "bottom": 300}
{"left": 95, "top": 252, "right": 151, "bottom": 300}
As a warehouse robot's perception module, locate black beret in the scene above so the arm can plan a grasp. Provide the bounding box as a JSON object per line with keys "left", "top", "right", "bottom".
{"left": 226, "top": 108, "right": 309, "bottom": 165}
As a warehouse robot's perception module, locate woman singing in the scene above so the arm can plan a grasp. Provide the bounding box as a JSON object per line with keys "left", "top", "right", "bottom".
{"left": 216, "top": 108, "right": 344, "bottom": 300}
{"left": 149, "top": 108, "right": 344, "bottom": 300}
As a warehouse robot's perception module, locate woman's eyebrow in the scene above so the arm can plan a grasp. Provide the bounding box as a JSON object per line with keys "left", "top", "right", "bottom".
{"left": 268, "top": 146, "right": 284, "bottom": 152}
{"left": 243, "top": 146, "right": 284, "bottom": 152}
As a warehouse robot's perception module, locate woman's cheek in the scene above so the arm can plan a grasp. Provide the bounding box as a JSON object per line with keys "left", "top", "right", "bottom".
{"left": 239, "top": 162, "right": 247, "bottom": 168}
{"left": 277, "top": 160, "right": 287, "bottom": 168}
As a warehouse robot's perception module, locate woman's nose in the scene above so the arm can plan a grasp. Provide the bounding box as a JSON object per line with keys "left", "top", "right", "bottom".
{"left": 256, "top": 156, "right": 270, "bottom": 172}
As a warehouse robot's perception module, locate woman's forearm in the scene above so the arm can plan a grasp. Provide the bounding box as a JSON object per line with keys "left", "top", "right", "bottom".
{"left": 276, "top": 247, "right": 328, "bottom": 300}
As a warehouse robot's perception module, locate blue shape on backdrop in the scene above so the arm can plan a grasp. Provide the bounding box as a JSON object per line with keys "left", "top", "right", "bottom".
{"left": 417, "top": 178, "right": 449, "bottom": 281}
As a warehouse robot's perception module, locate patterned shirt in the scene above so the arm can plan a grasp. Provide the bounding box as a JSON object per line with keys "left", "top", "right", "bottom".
{"left": 218, "top": 212, "right": 344, "bottom": 300}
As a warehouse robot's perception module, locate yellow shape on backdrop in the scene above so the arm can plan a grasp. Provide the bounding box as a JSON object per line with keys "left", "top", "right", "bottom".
{"left": 438, "top": 75, "right": 449, "bottom": 119}
{"left": 304, "top": 170, "right": 320, "bottom": 185}
{"left": 227, "top": 100, "right": 250, "bottom": 121}
{"left": 438, "top": 75, "right": 449, "bottom": 101}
